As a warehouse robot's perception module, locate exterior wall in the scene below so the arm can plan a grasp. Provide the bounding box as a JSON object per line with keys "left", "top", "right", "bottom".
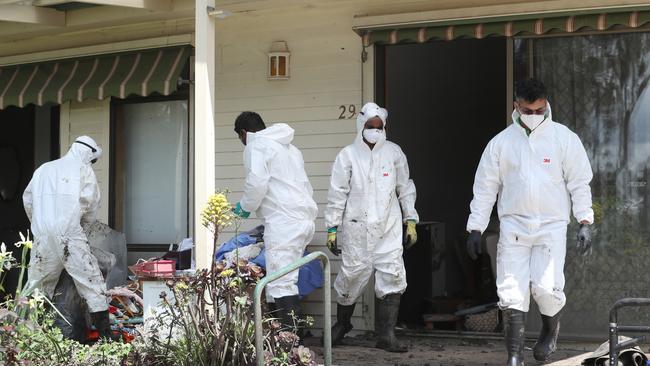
{"left": 59, "top": 99, "right": 111, "bottom": 223}
{"left": 214, "top": 2, "right": 369, "bottom": 331}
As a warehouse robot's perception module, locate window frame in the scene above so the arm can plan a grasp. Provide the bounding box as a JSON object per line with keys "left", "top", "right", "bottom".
{"left": 109, "top": 92, "right": 191, "bottom": 253}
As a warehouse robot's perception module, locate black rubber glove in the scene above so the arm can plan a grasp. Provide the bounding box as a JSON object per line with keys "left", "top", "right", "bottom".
{"left": 576, "top": 224, "right": 592, "bottom": 256}
{"left": 466, "top": 230, "right": 482, "bottom": 260}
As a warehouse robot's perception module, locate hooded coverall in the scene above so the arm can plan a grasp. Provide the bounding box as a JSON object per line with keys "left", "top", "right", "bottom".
{"left": 23, "top": 136, "right": 108, "bottom": 313}
{"left": 325, "top": 103, "right": 419, "bottom": 305}
{"left": 240, "top": 123, "right": 318, "bottom": 299}
{"left": 467, "top": 104, "right": 593, "bottom": 316}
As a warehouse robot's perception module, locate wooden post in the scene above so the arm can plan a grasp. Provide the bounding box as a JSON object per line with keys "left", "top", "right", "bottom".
{"left": 194, "top": 0, "right": 217, "bottom": 270}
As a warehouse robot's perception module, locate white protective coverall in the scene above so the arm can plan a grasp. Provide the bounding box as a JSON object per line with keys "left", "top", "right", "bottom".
{"left": 325, "top": 103, "right": 419, "bottom": 306}
{"left": 467, "top": 104, "right": 593, "bottom": 316}
{"left": 240, "top": 123, "right": 318, "bottom": 299}
{"left": 23, "top": 136, "right": 108, "bottom": 313}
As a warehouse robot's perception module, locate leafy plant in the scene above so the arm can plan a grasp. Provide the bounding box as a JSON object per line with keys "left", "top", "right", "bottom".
{"left": 131, "top": 191, "right": 317, "bottom": 366}
{"left": 130, "top": 259, "right": 261, "bottom": 365}
{"left": 0, "top": 242, "right": 17, "bottom": 294}
{"left": 0, "top": 191, "right": 319, "bottom": 366}
{"left": 0, "top": 233, "right": 131, "bottom": 366}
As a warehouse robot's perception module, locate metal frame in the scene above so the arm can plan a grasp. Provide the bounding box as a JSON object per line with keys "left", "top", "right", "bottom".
{"left": 608, "top": 298, "right": 650, "bottom": 366}
{"left": 515, "top": 26, "right": 650, "bottom": 40}
{"left": 352, "top": 3, "right": 650, "bottom": 34}
{"left": 254, "top": 251, "right": 332, "bottom": 366}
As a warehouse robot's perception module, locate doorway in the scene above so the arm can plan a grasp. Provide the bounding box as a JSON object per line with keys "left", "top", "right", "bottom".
{"left": 0, "top": 104, "right": 59, "bottom": 300}
{"left": 375, "top": 37, "right": 508, "bottom": 328}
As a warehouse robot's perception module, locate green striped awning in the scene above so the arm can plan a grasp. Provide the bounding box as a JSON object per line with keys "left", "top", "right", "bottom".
{"left": 361, "top": 10, "right": 650, "bottom": 46}
{"left": 0, "top": 46, "right": 190, "bottom": 110}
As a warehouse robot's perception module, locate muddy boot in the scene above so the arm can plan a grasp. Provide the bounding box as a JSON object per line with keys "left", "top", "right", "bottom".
{"left": 533, "top": 309, "right": 562, "bottom": 362}
{"left": 90, "top": 311, "right": 118, "bottom": 342}
{"left": 331, "top": 303, "right": 355, "bottom": 346}
{"left": 503, "top": 309, "right": 526, "bottom": 366}
{"left": 274, "top": 295, "right": 304, "bottom": 341}
{"left": 375, "top": 294, "right": 407, "bottom": 353}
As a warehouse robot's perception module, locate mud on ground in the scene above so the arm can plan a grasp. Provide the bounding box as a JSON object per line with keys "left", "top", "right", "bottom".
{"left": 304, "top": 333, "right": 605, "bottom": 366}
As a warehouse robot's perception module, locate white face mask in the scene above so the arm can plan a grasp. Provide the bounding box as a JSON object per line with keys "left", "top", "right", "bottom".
{"left": 363, "top": 128, "right": 385, "bottom": 144}
{"left": 519, "top": 113, "right": 546, "bottom": 130}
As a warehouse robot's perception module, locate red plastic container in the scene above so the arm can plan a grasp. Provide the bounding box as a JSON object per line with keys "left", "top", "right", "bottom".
{"left": 129, "top": 259, "right": 176, "bottom": 278}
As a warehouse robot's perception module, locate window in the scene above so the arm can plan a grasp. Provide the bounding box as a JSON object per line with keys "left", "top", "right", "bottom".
{"left": 111, "top": 98, "right": 189, "bottom": 248}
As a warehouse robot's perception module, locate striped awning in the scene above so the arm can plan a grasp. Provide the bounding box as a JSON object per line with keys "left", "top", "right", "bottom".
{"left": 361, "top": 10, "right": 650, "bottom": 46}
{"left": 0, "top": 46, "right": 190, "bottom": 110}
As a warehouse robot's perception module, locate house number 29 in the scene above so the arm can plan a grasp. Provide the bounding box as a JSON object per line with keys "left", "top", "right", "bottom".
{"left": 338, "top": 105, "right": 356, "bottom": 119}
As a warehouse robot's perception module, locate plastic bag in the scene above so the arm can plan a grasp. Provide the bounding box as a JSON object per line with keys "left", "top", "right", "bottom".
{"left": 52, "top": 221, "right": 125, "bottom": 340}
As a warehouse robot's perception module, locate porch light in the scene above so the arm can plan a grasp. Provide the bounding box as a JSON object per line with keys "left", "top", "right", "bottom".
{"left": 268, "top": 41, "right": 290, "bottom": 80}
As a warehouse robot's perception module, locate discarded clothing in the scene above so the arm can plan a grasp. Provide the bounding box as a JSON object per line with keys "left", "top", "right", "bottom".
{"left": 215, "top": 229, "right": 323, "bottom": 298}
{"left": 582, "top": 336, "right": 648, "bottom": 366}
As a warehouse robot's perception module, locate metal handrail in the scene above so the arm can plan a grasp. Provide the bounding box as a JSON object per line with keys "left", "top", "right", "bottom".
{"left": 254, "top": 251, "right": 332, "bottom": 366}
{"left": 608, "top": 297, "right": 650, "bottom": 366}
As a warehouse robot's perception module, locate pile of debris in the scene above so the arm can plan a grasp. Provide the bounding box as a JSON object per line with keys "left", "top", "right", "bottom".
{"left": 90, "top": 285, "right": 143, "bottom": 342}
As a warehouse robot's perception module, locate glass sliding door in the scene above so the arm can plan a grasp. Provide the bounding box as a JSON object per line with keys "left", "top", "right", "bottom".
{"left": 514, "top": 32, "right": 650, "bottom": 336}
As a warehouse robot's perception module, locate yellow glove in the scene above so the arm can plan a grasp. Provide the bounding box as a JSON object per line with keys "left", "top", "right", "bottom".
{"left": 404, "top": 220, "right": 418, "bottom": 249}
{"left": 327, "top": 227, "right": 340, "bottom": 256}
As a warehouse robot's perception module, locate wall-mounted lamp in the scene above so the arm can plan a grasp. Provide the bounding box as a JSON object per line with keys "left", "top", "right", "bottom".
{"left": 268, "top": 41, "right": 290, "bottom": 80}
{"left": 207, "top": 6, "right": 232, "bottom": 18}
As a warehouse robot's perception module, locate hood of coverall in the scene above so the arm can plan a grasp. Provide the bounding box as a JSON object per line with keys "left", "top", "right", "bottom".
{"left": 67, "top": 136, "right": 102, "bottom": 165}
{"left": 355, "top": 102, "right": 388, "bottom": 147}
{"left": 511, "top": 101, "right": 553, "bottom": 132}
{"left": 247, "top": 123, "right": 295, "bottom": 146}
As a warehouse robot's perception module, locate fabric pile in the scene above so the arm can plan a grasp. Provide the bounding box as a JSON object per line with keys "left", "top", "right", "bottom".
{"left": 215, "top": 226, "right": 323, "bottom": 298}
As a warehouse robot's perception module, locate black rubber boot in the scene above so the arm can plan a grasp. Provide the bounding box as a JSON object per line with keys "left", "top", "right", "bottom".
{"left": 375, "top": 294, "right": 407, "bottom": 353}
{"left": 331, "top": 303, "right": 355, "bottom": 346}
{"left": 533, "top": 309, "right": 562, "bottom": 362}
{"left": 503, "top": 309, "right": 526, "bottom": 366}
{"left": 274, "top": 295, "right": 303, "bottom": 341}
{"left": 90, "top": 310, "right": 118, "bottom": 342}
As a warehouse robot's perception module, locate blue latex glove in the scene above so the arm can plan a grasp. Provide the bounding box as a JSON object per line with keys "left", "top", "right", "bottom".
{"left": 233, "top": 202, "right": 251, "bottom": 218}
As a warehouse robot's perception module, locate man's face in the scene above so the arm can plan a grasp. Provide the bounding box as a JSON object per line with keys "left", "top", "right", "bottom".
{"left": 238, "top": 130, "right": 247, "bottom": 145}
{"left": 364, "top": 116, "right": 384, "bottom": 130}
{"left": 514, "top": 98, "right": 547, "bottom": 116}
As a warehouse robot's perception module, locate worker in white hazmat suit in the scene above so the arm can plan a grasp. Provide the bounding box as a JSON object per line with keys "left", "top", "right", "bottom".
{"left": 232, "top": 112, "right": 318, "bottom": 338}
{"left": 22, "top": 136, "right": 113, "bottom": 339}
{"left": 466, "top": 79, "right": 593, "bottom": 366}
{"left": 325, "top": 102, "right": 419, "bottom": 352}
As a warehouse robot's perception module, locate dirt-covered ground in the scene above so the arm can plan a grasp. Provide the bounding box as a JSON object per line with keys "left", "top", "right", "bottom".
{"left": 304, "top": 333, "right": 606, "bottom": 366}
